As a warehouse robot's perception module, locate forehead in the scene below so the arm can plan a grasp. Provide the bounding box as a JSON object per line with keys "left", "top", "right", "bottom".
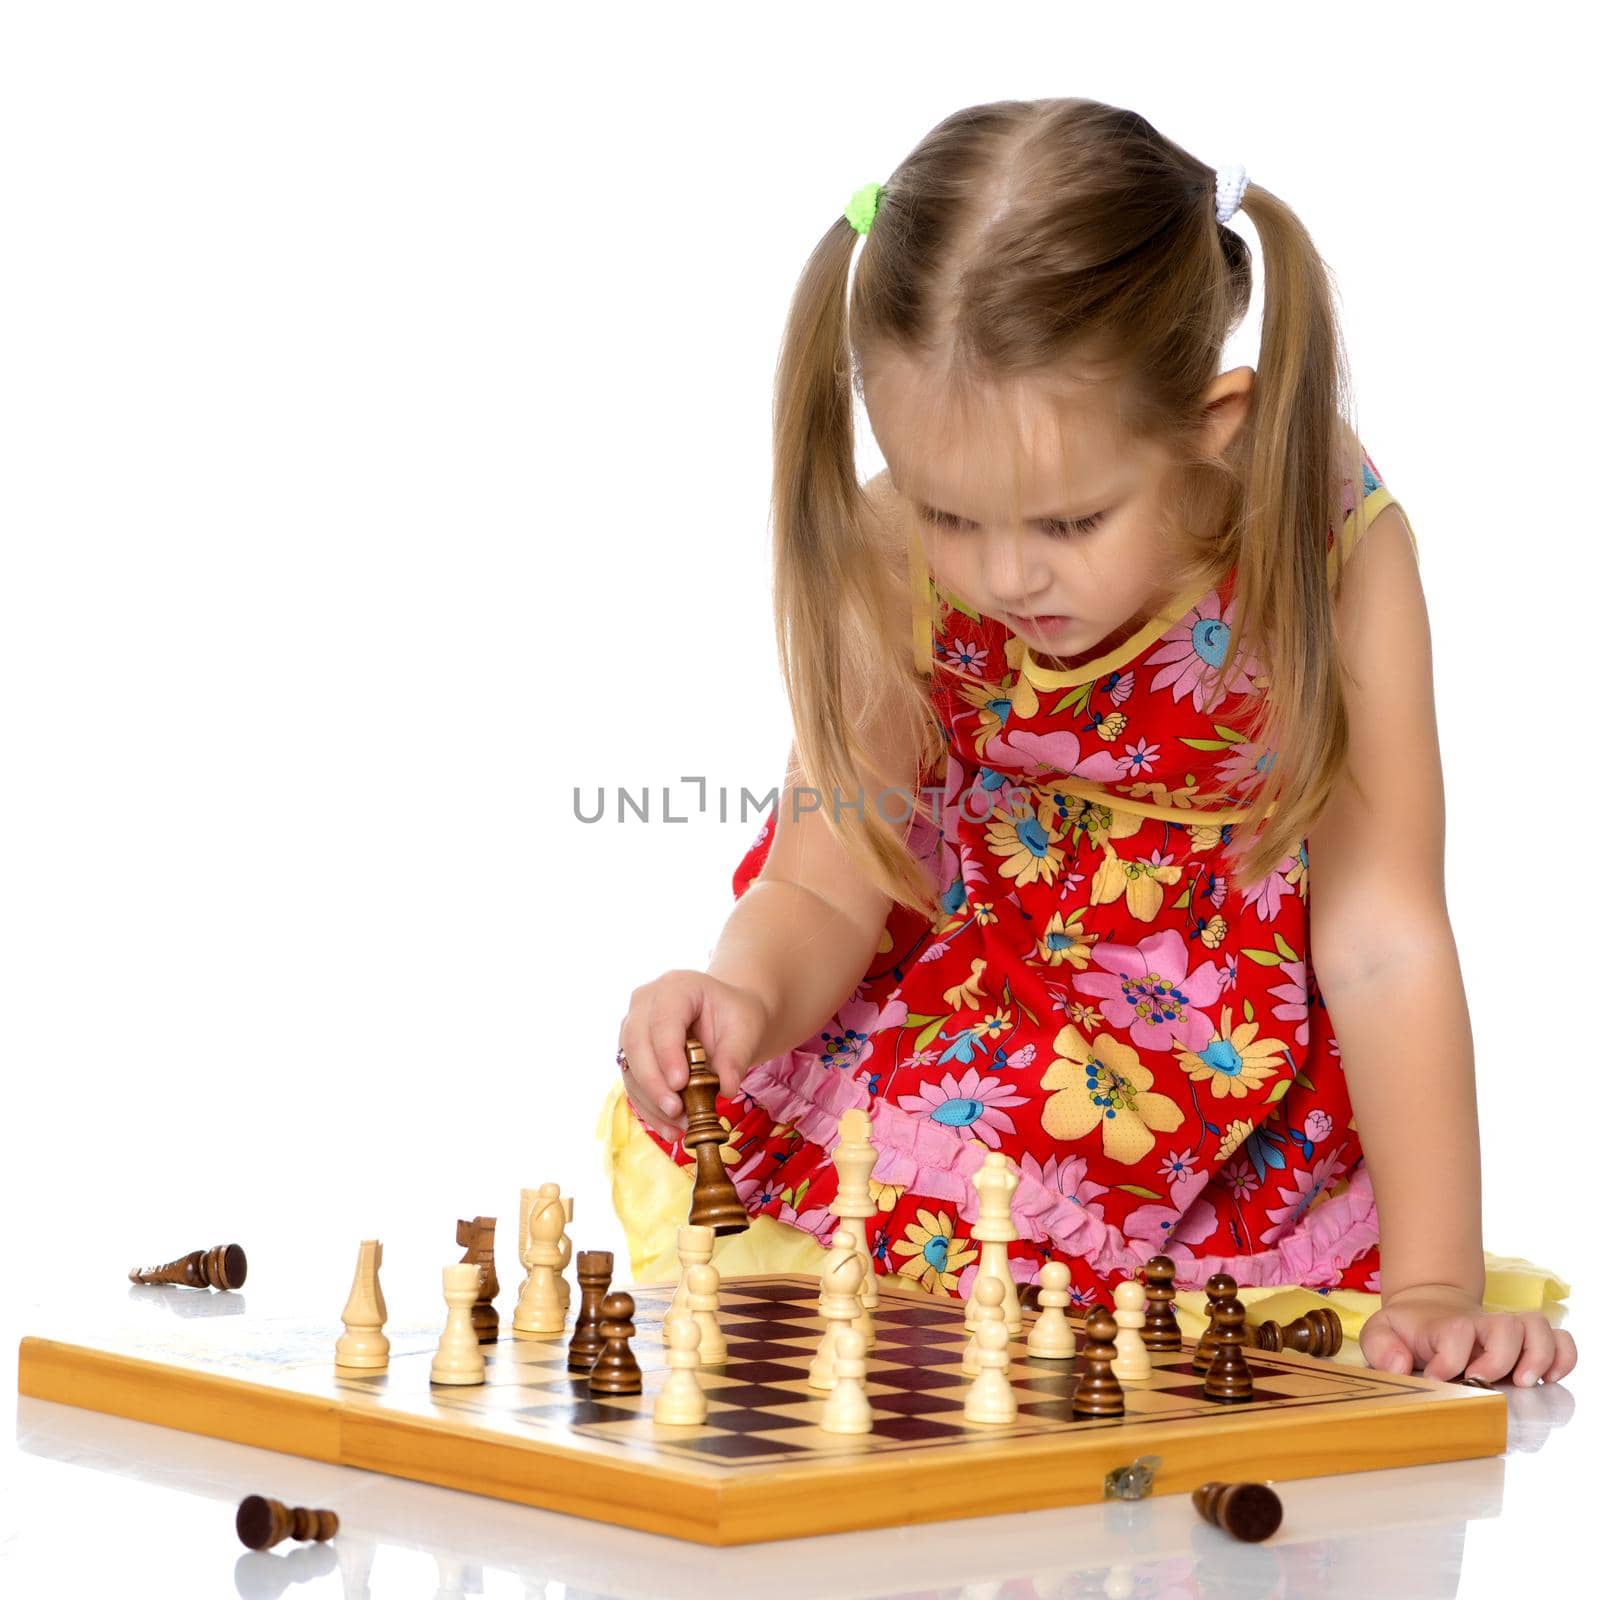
{"left": 861, "top": 349, "right": 1137, "bottom": 514}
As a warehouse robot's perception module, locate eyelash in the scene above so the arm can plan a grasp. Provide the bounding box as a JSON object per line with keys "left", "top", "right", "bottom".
{"left": 920, "top": 508, "right": 1106, "bottom": 539}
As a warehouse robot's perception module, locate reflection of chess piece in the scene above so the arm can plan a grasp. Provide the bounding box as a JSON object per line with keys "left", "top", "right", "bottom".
{"left": 513, "top": 1183, "right": 565, "bottom": 1333}
{"left": 335, "top": 1239, "right": 389, "bottom": 1370}
{"left": 681, "top": 1038, "right": 748, "bottom": 1234}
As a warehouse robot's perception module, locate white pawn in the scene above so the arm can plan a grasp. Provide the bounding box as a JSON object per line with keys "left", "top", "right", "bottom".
{"left": 1025, "top": 1261, "right": 1076, "bottom": 1360}
{"left": 652, "top": 1312, "right": 708, "bottom": 1426}
{"left": 686, "top": 1262, "right": 727, "bottom": 1365}
{"left": 430, "top": 1262, "right": 486, "bottom": 1385}
{"left": 667, "top": 1223, "right": 715, "bottom": 1330}
{"left": 820, "top": 1327, "right": 872, "bottom": 1434}
{"left": 1111, "top": 1278, "right": 1152, "bottom": 1382}
{"left": 964, "top": 1317, "right": 1017, "bottom": 1424}
{"left": 962, "top": 1273, "right": 1008, "bottom": 1377}
{"left": 335, "top": 1238, "right": 390, "bottom": 1370}
{"left": 809, "top": 1236, "right": 866, "bottom": 1391}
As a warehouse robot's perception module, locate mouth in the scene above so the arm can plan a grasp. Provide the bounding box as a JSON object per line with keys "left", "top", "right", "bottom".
{"left": 1003, "top": 611, "right": 1073, "bottom": 637}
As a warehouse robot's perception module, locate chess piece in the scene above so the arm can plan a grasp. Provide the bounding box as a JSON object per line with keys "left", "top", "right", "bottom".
{"left": 820, "top": 1328, "right": 873, "bottom": 1434}
{"left": 567, "top": 1250, "right": 614, "bottom": 1373}
{"left": 555, "top": 1195, "right": 574, "bottom": 1313}
{"left": 808, "top": 1236, "right": 866, "bottom": 1390}
{"left": 455, "top": 1215, "right": 499, "bottom": 1342}
{"left": 963, "top": 1273, "right": 1009, "bottom": 1376}
{"left": 652, "top": 1312, "right": 707, "bottom": 1425}
{"left": 1140, "top": 1254, "right": 1182, "bottom": 1351}
{"left": 334, "top": 1239, "right": 390, "bottom": 1370}
{"left": 667, "top": 1223, "right": 715, "bottom": 1329}
{"left": 686, "top": 1262, "right": 728, "bottom": 1364}
{"left": 968, "top": 1152, "right": 1022, "bottom": 1334}
{"left": 589, "top": 1291, "right": 643, "bottom": 1395}
{"left": 1203, "top": 1291, "right": 1255, "bottom": 1403}
{"left": 1192, "top": 1273, "right": 1235, "bottom": 1374}
{"left": 513, "top": 1183, "right": 566, "bottom": 1334}
{"left": 1248, "top": 1306, "right": 1343, "bottom": 1358}
{"left": 1111, "top": 1279, "right": 1151, "bottom": 1382}
{"left": 681, "top": 1037, "right": 748, "bottom": 1235}
{"left": 964, "top": 1317, "right": 1018, "bottom": 1424}
{"left": 235, "top": 1494, "right": 339, "bottom": 1550}
{"left": 1025, "top": 1260, "right": 1076, "bottom": 1360}
{"left": 430, "top": 1263, "right": 487, "bottom": 1385}
{"left": 129, "top": 1243, "right": 247, "bottom": 1291}
{"left": 1192, "top": 1481, "right": 1283, "bottom": 1542}
{"left": 822, "top": 1107, "right": 880, "bottom": 1325}
{"left": 1072, "top": 1306, "right": 1125, "bottom": 1417}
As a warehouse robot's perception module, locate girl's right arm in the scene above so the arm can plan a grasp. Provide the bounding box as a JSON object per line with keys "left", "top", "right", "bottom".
{"left": 620, "top": 474, "right": 925, "bottom": 1139}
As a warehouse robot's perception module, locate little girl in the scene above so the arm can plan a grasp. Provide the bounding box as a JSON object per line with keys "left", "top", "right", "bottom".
{"left": 605, "top": 97, "right": 1574, "bottom": 1387}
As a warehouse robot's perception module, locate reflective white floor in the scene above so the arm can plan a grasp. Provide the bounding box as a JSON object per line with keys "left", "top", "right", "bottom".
{"left": 3, "top": 1285, "right": 1584, "bottom": 1598}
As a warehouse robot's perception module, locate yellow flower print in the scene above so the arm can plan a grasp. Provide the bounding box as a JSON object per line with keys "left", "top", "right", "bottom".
{"left": 891, "top": 1207, "right": 979, "bottom": 1295}
{"left": 1217, "top": 1117, "right": 1256, "bottom": 1160}
{"left": 1090, "top": 841, "right": 1183, "bottom": 922}
{"left": 985, "top": 794, "right": 1066, "bottom": 888}
{"left": 717, "top": 1115, "right": 744, "bottom": 1168}
{"left": 1094, "top": 711, "right": 1129, "bottom": 741}
{"left": 956, "top": 670, "right": 1039, "bottom": 757}
{"left": 1035, "top": 908, "right": 1095, "bottom": 970}
{"left": 1067, "top": 798, "right": 1144, "bottom": 850}
{"left": 1174, "top": 1005, "right": 1289, "bottom": 1100}
{"left": 1067, "top": 1001, "right": 1103, "bottom": 1029}
{"left": 1199, "top": 914, "right": 1228, "bottom": 949}
{"left": 1121, "top": 777, "right": 1201, "bottom": 810}
{"left": 1040, "top": 1023, "right": 1184, "bottom": 1165}
{"left": 971, "top": 900, "right": 999, "bottom": 926}
{"left": 1188, "top": 821, "right": 1223, "bottom": 852}
{"left": 868, "top": 1176, "right": 904, "bottom": 1213}
{"left": 974, "top": 1009, "right": 1012, "bottom": 1041}
{"left": 943, "top": 958, "right": 989, "bottom": 1011}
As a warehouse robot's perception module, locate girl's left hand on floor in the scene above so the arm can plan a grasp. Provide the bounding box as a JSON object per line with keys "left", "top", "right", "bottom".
{"left": 1359, "top": 1283, "right": 1577, "bottom": 1386}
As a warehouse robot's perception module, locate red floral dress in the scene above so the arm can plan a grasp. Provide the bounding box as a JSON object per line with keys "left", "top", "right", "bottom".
{"left": 635, "top": 452, "right": 1404, "bottom": 1307}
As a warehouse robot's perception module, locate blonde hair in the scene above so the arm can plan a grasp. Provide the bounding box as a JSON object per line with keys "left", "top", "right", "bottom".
{"left": 771, "top": 96, "right": 1375, "bottom": 925}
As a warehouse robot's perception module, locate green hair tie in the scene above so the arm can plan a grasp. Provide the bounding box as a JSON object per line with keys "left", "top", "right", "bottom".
{"left": 845, "top": 180, "right": 884, "bottom": 236}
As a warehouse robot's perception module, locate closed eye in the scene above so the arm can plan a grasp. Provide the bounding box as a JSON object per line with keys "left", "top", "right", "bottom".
{"left": 918, "top": 506, "right": 1106, "bottom": 539}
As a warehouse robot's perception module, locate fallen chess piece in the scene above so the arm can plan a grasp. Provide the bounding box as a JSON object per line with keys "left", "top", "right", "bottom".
{"left": 128, "top": 1243, "right": 247, "bottom": 1291}
{"left": 235, "top": 1494, "right": 339, "bottom": 1550}
{"left": 1245, "top": 1306, "right": 1343, "bottom": 1358}
{"left": 1191, "top": 1480, "right": 1283, "bottom": 1542}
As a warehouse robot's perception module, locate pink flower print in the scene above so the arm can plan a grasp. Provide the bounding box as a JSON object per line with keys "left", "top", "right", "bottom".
{"left": 1073, "top": 927, "right": 1224, "bottom": 1052}
{"left": 1116, "top": 737, "right": 1161, "bottom": 778}
{"left": 1220, "top": 951, "right": 1239, "bottom": 993}
{"left": 1216, "top": 740, "right": 1275, "bottom": 797}
{"left": 776, "top": 1197, "right": 833, "bottom": 1234}
{"left": 1238, "top": 854, "right": 1302, "bottom": 923}
{"left": 984, "top": 727, "right": 1125, "bottom": 783}
{"left": 1019, "top": 1149, "right": 1110, "bottom": 1220}
{"left": 815, "top": 996, "right": 909, "bottom": 1071}
{"left": 1305, "top": 1109, "right": 1334, "bottom": 1144}
{"left": 1219, "top": 1157, "right": 1259, "bottom": 1200}
{"left": 1157, "top": 1148, "right": 1196, "bottom": 1184}
{"left": 895, "top": 1066, "right": 1028, "bottom": 1149}
{"left": 1261, "top": 1150, "right": 1350, "bottom": 1244}
{"left": 1146, "top": 592, "right": 1265, "bottom": 709}
{"left": 1102, "top": 668, "right": 1135, "bottom": 707}
{"left": 1123, "top": 1166, "right": 1219, "bottom": 1259}
{"left": 1267, "top": 961, "right": 1312, "bottom": 1049}
{"left": 940, "top": 634, "right": 990, "bottom": 676}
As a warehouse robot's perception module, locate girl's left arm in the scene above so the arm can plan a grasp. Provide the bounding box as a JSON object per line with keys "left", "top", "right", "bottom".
{"left": 1305, "top": 502, "right": 1576, "bottom": 1386}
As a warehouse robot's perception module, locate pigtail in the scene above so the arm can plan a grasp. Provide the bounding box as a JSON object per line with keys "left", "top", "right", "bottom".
{"left": 769, "top": 213, "right": 946, "bottom": 924}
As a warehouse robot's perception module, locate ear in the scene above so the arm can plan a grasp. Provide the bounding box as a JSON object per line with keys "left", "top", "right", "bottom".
{"left": 1201, "top": 365, "right": 1254, "bottom": 455}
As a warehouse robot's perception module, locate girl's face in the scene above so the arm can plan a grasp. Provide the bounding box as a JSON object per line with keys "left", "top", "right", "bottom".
{"left": 863, "top": 356, "right": 1248, "bottom": 671}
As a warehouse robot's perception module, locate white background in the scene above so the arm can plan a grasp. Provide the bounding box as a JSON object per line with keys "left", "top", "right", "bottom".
{"left": 1, "top": 4, "right": 1591, "bottom": 1595}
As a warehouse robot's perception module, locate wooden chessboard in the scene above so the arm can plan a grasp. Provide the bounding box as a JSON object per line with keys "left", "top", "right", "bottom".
{"left": 16, "top": 1273, "right": 1505, "bottom": 1546}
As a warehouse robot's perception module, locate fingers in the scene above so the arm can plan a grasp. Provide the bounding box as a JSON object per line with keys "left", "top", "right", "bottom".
{"left": 1463, "top": 1313, "right": 1522, "bottom": 1385}
{"left": 616, "top": 1016, "right": 685, "bottom": 1140}
{"left": 1420, "top": 1315, "right": 1477, "bottom": 1382}
{"left": 1549, "top": 1329, "right": 1579, "bottom": 1384}
{"left": 1359, "top": 1315, "right": 1415, "bottom": 1376}
{"left": 1511, "top": 1313, "right": 1556, "bottom": 1389}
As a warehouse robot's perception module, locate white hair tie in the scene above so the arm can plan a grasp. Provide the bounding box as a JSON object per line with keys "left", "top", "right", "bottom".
{"left": 1214, "top": 163, "right": 1249, "bottom": 225}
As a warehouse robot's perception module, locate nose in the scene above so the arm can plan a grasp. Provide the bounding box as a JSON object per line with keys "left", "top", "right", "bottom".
{"left": 980, "top": 529, "right": 1050, "bottom": 608}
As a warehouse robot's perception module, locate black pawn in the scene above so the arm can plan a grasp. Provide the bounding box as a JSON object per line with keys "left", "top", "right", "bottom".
{"left": 1192, "top": 1272, "right": 1235, "bottom": 1374}
{"left": 1071, "top": 1305, "right": 1125, "bottom": 1417}
{"left": 1203, "top": 1293, "right": 1255, "bottom": 1403}
{"left": 1192, "top": 1480, "right": 1282, "bottom": 1541}
{"left": 1140, "top": 1254, "right": 1182, "bottom": 1351}
{"left": 588, "top": 1290, "right": 642, "bottom": 1395}
{"left": 567, "top": 1250, "right": 613, "bottom": 1373}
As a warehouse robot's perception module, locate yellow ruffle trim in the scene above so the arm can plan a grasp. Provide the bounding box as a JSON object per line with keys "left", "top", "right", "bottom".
{"left": 597, "top": 1080, "right": 1569, "bottom": 1361}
